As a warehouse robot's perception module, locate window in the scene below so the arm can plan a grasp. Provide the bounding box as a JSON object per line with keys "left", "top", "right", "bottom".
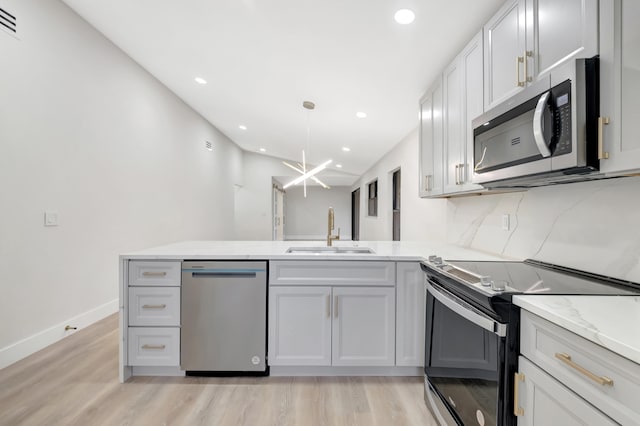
{"left": 368, "top": 180, "right": 378, "bottom": 217}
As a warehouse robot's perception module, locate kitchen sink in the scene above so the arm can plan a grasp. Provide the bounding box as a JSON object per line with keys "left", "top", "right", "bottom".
{"left": 285, "top": 246, "right": 375, "bottom": 254}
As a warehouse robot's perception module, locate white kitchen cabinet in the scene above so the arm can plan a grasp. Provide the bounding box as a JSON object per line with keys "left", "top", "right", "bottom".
{"left": 269, "top": 260, "right": 395, "bottom": 287}
{"left": 599, "top": 0, "right": 640, "bottom": 175}
{"left": 127, "top": 327, "right": 180, "bottom": 367}
{"left": 419, "top": 77, "right": 444, "bottom": 197}
{"left": 484, "top": 0, "right": 598, "bottom": 110}
{"left": 443, "top": 31, "right": 486, "bottom": 196}
{"left": 332, "top": 287, "right": 395, "bottom": 366}
{"left": 128, "top": 287, "right": 180, "bottom": 327}
{"left": 484, "top": 0, "right": 527, "bottom": 109}
{"left": 268, "top": 286, "right": 332, "bottom": 366}
{"left": 519, "top": 310, "right": 640, "bottom": 425}
{"left": 515, "top": 356, "right": 616, "bottom": 426}
{"left": 395, "top": 262, "right": 425, "bottom": 367}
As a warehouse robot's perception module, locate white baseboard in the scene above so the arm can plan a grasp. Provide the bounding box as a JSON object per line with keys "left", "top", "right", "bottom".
{"left": 0, "top": 299, "right": 118, "bottom": 370}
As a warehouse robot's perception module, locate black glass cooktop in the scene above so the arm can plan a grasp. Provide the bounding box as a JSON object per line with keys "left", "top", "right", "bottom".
{"left": 442, "top": 259, "right": 639, "bottom": 295}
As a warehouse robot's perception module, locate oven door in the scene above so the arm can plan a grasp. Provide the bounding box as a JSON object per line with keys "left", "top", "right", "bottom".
{"left": 424, "top": 281, "right": 507, "bottom": 426}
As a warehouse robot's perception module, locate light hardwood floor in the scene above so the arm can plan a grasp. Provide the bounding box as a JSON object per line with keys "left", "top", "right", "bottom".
{"left": 0, "top": 314, "right": 437, "bottom": 426}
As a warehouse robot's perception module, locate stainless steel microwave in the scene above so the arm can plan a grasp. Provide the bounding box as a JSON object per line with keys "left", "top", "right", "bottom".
{"left": 472, "top": 58, "right": 601, "bottom": 188}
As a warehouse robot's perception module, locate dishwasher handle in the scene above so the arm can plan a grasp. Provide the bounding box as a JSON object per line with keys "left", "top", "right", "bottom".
{"left": 183, "top": 268, "right": 265, "bottom": 279}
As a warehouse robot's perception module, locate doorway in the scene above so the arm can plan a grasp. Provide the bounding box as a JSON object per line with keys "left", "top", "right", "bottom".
{"left": 351, "top": 188, "right": 360, "bottom": 241}
{"left": 392, "top": 169, "right": 401, "bottom": 241}
{"left": 272, "top": 184, "right": 285, "bottom": 241}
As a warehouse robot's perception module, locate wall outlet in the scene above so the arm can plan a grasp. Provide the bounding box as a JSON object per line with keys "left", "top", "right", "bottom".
{"left": 44, "top": 211, "right": 59, "bottom": 227}
{"left": 501, "top": 214, "right": 510, "bottom": 231}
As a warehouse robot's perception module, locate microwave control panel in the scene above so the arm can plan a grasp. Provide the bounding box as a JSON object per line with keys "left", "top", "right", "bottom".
{"left": 551, "top": 80, "right": 572, "bottom": 156}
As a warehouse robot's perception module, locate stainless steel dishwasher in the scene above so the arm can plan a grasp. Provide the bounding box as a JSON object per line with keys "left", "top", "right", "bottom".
{"left": 181, "top": 261, "right": 267, "bottom": 375}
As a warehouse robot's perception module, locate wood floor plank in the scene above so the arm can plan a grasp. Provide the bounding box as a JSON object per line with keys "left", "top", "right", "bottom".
{"left": 0, "top": 314, "right": 436, "bottom": 426}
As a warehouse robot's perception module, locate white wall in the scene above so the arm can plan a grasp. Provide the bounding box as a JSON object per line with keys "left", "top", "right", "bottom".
{"left": 352, "top": 129, "right": 447, "bottom": 242}
{"left": 0, "top": 0, "right": 243, "bottom": 367}
{"left": 233, "top": 152, "right": 302, "bottom": 240}
{"left": 284, "top": 186, "right": 352, "bottom": 240}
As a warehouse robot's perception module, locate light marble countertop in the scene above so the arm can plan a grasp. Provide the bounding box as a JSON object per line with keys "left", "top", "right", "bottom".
{"left": 514, "top": 295, "right": 640, "bottom": 365}
{"left": 120, "top": 240, "right": 515, "bottom": 262}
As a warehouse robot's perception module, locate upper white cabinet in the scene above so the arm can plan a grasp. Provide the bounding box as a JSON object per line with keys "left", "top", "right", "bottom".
{"left": 599, "top": 0, "right": 640, "bottom": 175}
{"left": 484, "top": 0, "right": 527, "bottom": 109}
{"left": 418, "top": 77, "right": 444, "bottom": 197}
{"left": 484, "top": 0, "right": 598, "bottom": 110}
{"left": 443, "top": 31, "right": 486, "bottom": 195}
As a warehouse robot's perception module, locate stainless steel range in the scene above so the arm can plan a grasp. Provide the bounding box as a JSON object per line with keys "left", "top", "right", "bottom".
{"left": 420, "top": 257, "right": 639, "bottom": 426}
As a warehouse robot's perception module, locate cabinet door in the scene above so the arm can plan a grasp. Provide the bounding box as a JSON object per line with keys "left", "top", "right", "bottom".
{"left": 268, "top": 286, "right": 332, "bottom": 366}
{"left": 484, "top": 0, "right": 527, "bottom": 110}
{"left": 600, "top": 0, "right": 640, "bottom": 175}
{"left": 395, "top": 263, "right": 425, "bottom": 367}
{"left": 332, "top": 287, "right": 395, "bottom": 366}
{"left": 461, "top": 31, "right": 486, "bottom": 192}
{"left": 527, "top": 0, "right": 598, "bottom": 82}
{"left": 443, "top": 56, "right": 464, "bottom": 194}
{"left": 516, "top": 357, "right": 617, "bottom": 426}
{"left": 419, "top": 77, "right": 444, "bottom": 197}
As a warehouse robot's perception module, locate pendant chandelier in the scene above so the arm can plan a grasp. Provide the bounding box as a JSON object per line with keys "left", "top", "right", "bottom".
{"left": 282, "top": 101, "right": 332, "bottom": 197}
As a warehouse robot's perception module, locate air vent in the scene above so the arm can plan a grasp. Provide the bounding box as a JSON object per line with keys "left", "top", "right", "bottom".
{"left": 0, "top": 6, "right": 17, "bottom": 37}
{"left": 511, "top": 137, "right": 521, "bottom": 146}
{"left": 205, "top": 141, "right": 213, "bottom": 151}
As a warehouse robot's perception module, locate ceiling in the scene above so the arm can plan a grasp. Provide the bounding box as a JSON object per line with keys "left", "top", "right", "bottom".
{"left": 62, "top": 0, "right": 504, "bottom": 176}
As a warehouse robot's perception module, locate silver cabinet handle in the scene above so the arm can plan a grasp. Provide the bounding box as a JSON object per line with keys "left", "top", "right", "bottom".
{"left": 142, "top": 344, "right": 166, "bottom": 350}
{"left": 427, "top": 281, "right": 507, "bottom": 337}
{"left": 454, "top": 164, "right": 460, "bottom": 185}
{"left": 142, "top": 304, "right": 166, "bottom": 309}
{"left": 142, "top": 271, "right": 167, "bottom": 277}
{"left": 326, "top": 295, "right": 330, "bottom": 318}
{"left": 533, "top": 91, "right": 552, "bottom": 157}
{"left": 424, "top": 175, "right": 432, "bottom": 191}
{"left": 334, "top": 295, "right": 338, "bottom": 318}
{"left": 514, "top": 372, "right": 525, "bottom": 416}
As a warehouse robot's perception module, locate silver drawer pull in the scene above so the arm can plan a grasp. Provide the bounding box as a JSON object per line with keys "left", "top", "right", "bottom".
{"left": 142, "top": 271, "right": 167, "bottom": 277}
{"left": 142, "top": 304, "right": 166, "bottom": 309}
{"left": 142, "top": 344, "right": 166, "bottom": 350}
{"left": 555, "top": 353, "right": 614, "bottom": 386}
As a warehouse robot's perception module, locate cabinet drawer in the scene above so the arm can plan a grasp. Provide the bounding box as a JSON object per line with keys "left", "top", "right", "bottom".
{"left": 128, "top": 287, "right": 180, "bottom": 326}
{"left": 127, "top": 327, "right": 180, "bottom": 366}
{"left": 269, "top": 261, "right": 395, "bottom": 286}
{"left": 521, "top": 310, "right": 640, "bottom": 425}
{"left": 128, "top": 261, "right": 181, "bottom": 286}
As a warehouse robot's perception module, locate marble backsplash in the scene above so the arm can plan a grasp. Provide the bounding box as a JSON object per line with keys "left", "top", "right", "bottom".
{"left": 446, "top": 176, "right": 640, "bottom": 284}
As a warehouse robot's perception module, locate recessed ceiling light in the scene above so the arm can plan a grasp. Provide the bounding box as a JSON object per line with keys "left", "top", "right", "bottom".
{"left": 259, "top": 148, "right": 266, "bottom": 152}
{"left": 239, "top": 125, "right": 247, "bottom": 130}
{"left": 394, "top": 9, "right": 415, "bottom": 25}
{"left": 194, "top": 77, "right": 207, "bottom": 85}
{"left": 356, "top": 112, "right": 367, "bottom": 119}
{"left": 336, "top": 164, "right": 343, "bottom": 168}
{"left": 342, "top": 147, "right": 351, "bottom": 152}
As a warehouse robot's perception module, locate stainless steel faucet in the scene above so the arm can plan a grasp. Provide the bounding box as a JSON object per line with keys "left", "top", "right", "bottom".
{"left": 327, "top": 207, "right": 340, "bottom": 246}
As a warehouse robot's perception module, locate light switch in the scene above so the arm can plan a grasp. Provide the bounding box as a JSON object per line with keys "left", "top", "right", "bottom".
{"left": 501, "top": 214, "right": 510, "bottom": 231}
{"left": 44, "top": 211, "right": 59, "bottom": 227}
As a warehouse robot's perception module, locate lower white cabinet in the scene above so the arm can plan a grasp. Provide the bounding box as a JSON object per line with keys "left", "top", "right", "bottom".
{"left": 268, "top": 286, "right": 395, "bottom": 367}
{"left": 332, "top": 287, "right": 395, "bottom": 366}
{"left": 127, "top": 327, "right": 180, "bottom": 367}
{"left": 268, "top": 286, "right": 332, "bottom": 366}
{"left": 395, "top": 262, "right": 425, "bottom": 367}
{"left": 516, "top": 356, "right": 616, "bottom": 426}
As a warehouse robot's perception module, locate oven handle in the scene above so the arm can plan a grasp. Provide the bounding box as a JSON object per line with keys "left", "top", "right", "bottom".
{"left": 427, "top": 281, "right": 507, "bottom": 337}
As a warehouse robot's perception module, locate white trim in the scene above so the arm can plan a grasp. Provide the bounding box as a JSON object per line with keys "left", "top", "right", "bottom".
{"left": 0, "top": 299, "right": 118, "bottom": 370}
{"left": 270, "top": 366, "right": 422, "bottom": 377}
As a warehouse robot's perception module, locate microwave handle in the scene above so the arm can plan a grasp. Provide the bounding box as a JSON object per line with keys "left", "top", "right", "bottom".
{"left": 426, "top": 281, "right": 507, "bottom": 337}
{"left": 533, "top": 91, "right": 552, "bottom": 158}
